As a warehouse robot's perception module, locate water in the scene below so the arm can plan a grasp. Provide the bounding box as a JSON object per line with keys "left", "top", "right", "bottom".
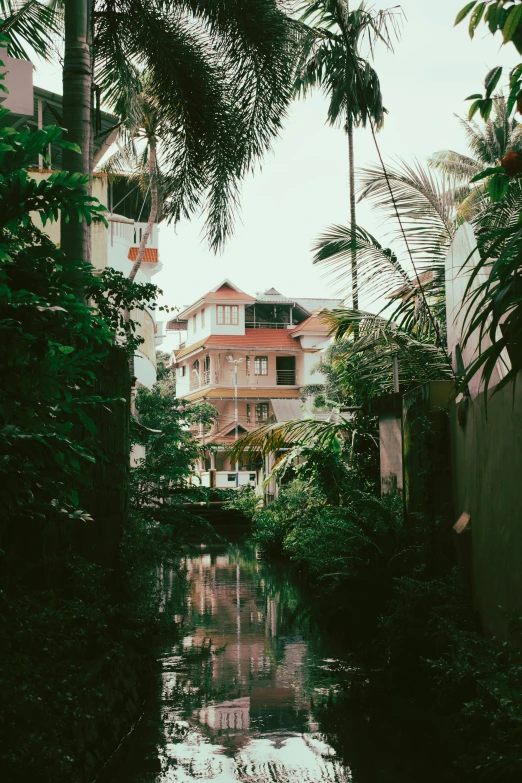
{"left": 115, "top": 540, "right": 364, "bottom": 783}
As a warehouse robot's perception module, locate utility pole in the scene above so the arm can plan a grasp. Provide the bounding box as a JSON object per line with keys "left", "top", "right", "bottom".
{"left": 227, "top": 356, "right": 244, "bottom": 488}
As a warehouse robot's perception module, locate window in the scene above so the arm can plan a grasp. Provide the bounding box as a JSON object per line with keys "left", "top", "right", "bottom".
{"left": 245, "top": 356, "right": 250, "bottom": 375}
{"left": 217, "top": 305, "right": 238, "bottom": 325}
{"left": 246, "top": 403, "right": 251, "bottom": 424}
{"left": 201, "top": 308, "right": 205, "bottom": 328}
{"left": 254, "top": 356, "right": 268, "bottom": 376}
{"left": 193, "top": 314, "right": 197, "bottom": 332}
{"left": 193, "top": 359, "right": 200, "bottom": 373}
{"left": 180, "top": 365, "right": 186, "bottom": 377}
{"left": 256, "top": 403, "right": 269, "bottom": 422}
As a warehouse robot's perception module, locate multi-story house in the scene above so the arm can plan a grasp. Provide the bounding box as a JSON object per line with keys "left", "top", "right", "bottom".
{"left": 167, "top": 280, "right": 341, "bottom": 491}
{"left": 0, "top": 59, "right": 164, "bottom": 389}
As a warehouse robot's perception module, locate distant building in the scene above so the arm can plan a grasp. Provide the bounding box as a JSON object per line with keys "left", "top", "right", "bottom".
{"left": 167, "top": 280, "right": 341, "bottom": 492}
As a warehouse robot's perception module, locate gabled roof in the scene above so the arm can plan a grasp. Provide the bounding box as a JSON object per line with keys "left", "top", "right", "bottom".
{"left": 128, "top": 247, "right": 159, "bottom": 263}
{"left": 290, "top": 310, "right": 331, "bottom": 335}
{"left": 177, "top": 279, "right": 255, "bottom": 319}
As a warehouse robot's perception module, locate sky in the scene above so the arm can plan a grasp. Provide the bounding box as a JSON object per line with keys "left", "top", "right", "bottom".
{"left": 34, "top": 1, "right": 518, "bottom": 351}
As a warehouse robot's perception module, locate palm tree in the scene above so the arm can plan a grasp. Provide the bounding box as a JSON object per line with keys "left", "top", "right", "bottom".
{"left": 294, "top": 0, "right": 401, "bottom": 309}
{"left": 313, "top": 158, "right": 458, "bottom": 343}
{"left": 105, "top": 77, "right": 163, "bottom": 283}
{"left": 428, "top": 96, "right": 522, "bottom": 221}
{"left": 2, "top": 2, "right": 298, "bottom": 265}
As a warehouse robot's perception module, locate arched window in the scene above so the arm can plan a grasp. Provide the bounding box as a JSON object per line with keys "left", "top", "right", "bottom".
{"left": 193, "top": 359, "right": 200, "bottom": 373}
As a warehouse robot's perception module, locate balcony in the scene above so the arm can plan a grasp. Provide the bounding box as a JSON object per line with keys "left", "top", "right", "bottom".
{"left": 216, "top": 369, "right": 298, "bottom": 388}
{"left": 245, "top": 321, "right": 292, "bottom": 329}
{"left": 190, "top": 370, "right": 211, "bottom": 391}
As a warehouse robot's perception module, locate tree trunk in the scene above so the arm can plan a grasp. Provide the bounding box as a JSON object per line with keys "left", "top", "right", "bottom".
{"left": 347, "top": 113, "right": 358, "bottom": 312}
{"left": 62, "top": 0, "right": 92, "bottom": 265}
{"left": 128, "top": 136, "right": 158, "bottom": 282}
{"left": 126, "top": 136, "right": 158, "bottom": 391}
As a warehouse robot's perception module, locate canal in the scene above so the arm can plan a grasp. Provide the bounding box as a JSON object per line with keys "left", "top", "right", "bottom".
{"left": 109, "top": 534, "right": 445, "bottom": 783}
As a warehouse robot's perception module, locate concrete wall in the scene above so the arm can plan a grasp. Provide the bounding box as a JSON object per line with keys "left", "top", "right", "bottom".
{"left": 450, "top": 374, "right": 522, "bottom": 638}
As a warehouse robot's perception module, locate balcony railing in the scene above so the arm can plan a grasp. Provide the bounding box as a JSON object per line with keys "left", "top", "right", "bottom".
{"left": 276, "top": 370, "right": 296, "bottom": 385}
{"left": 245, "top": 321, "right": 292, "bottom": 329}
{"left": 216, "top": 369, "right": 298, "bottom": 387}
{"left": 189, "top": 370, "right": 210, "bottom": 391}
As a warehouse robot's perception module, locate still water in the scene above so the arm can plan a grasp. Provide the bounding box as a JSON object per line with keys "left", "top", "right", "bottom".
{"left": 117, "top": 540, "right": 361, "bottom": 783}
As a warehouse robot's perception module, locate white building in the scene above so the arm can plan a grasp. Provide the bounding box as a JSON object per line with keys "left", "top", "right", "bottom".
{"left": 167, "top": 280, "right": 341, "bottom": 492}
{"left": 0, "top": 60, "right": 164, "bottom": 388}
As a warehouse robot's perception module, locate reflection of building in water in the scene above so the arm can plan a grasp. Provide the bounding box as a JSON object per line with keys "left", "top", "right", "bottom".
{"left": 197, "top": 696, "right": 250, "bottom": 730}
{"left": 182, "top": 549, "right": 312, "bottom": 737}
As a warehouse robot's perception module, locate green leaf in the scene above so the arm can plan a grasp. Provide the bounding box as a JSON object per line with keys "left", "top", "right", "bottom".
{"left": 455, "top": 1, "right": 477, "bottom": 26}
{"left": 0, "top": 142, "right": 14, "bottom": 152}
{"left": 489, "top": 173, "right": 510, "bottom": 202}
{"left": 503, "top": 3, "right": 522, "bottom": 43}
{"left": 484, "top": 66, "right": 503, "bottom": 97}
{"left": 470, "top": 166, "right": 505, "bottom": 182}
{"left": 481, "top": 97, "right": 494, "bottom": 120}
{"left": 469, "top": 2, "right": 486, "bottom": 37}
{"left": 465, "top": 93, "right": 484, "bottom": 100}
{"left": 468, "top": 99, "right": 483, "bottom": 120}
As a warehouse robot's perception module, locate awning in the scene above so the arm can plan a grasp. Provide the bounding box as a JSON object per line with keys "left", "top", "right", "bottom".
{"left": 270, "top": 399, "right": 303, "bottom": 422}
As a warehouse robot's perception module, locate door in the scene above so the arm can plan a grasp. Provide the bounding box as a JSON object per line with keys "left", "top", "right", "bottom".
{"left": 276, "top": 356, "right": 296, "bottom": 385}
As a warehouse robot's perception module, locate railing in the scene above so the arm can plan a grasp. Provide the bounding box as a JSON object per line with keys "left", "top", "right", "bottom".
{"left": 216, "top": 369, "right": 298, "bottom": 387}
{"left": 276, "top": 370, "right": 296, "bottom": 385}
{"left": 190, "top": 370, "right": 211, "bottom": 391}
{"left": 245, "top": 321, "right": 292, "bottom": 329}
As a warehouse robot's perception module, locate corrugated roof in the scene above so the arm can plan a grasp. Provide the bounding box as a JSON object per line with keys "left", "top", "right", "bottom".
{"left": 294, "top": 297, "right": 343, "bottom": 311}
{"left": 128, "top": 247, "right": 159, "bottom": 263}
{"left": 271, "top": 399, "right": 304, "bottom": 422}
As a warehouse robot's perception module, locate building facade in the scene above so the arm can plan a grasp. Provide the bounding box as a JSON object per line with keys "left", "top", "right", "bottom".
{"left": 168, "top": 280, "right": 340, "bottom": 491}
{"left": 0, "top": 63, "right": 165, "bottom": 389}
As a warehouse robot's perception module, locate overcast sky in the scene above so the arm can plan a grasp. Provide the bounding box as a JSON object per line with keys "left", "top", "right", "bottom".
{"left": 34, "top": 1, "right": 517, "bottom": 350}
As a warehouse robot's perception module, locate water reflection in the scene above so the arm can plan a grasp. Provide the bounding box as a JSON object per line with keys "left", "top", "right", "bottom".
{"left": 150, "top": 544, "right": 354, "bottom": 782}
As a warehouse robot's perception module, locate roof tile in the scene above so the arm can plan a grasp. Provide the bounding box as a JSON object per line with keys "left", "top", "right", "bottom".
{"left": 128, "top": 247, "right": 158, "bottom": 263}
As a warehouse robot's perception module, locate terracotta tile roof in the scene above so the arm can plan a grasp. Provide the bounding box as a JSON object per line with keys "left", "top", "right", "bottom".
{"left": 205, "top": 329, "right": 299, "bottom": 350}
{"left": 128, "top": 246, "right": 159, "bottom": 263}
{"left": 174, "top": 337, "right": 210, "bottom": 360}
{"left": 204, "top": 285, "right": 255, "bottom": 302}
{"left": 291, "top": 311, "right": 331, "bottom": 334}
{"left": 174, "top": 328, "right": 299, "bottom": 360}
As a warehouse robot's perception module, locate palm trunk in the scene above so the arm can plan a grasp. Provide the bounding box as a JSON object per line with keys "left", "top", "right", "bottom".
{"left": 62, "top": 0, "right": 92, "bottom": 265}
{"left": 128, "top": 136, "right": 158, "bottom": 282}
{"left": 347, "top": 114, "right": 358, "bottom": 312}
{"left": 127, "top": 136, "right": 158, "bottom": 392}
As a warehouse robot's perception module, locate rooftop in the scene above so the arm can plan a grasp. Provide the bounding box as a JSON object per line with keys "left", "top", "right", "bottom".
{"left": 174, "top": 328, "right": 300, "bottom": 360}
{"left": 128, "top": 247, "right": 159, "bottom": 263}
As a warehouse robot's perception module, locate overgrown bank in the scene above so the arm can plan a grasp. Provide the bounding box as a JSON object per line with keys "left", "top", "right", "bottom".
{"left": 0, "top": 86, "right": 211, "bottom": 782}
{"left": 227, "top": 440, "right": 522, "bottom": 782}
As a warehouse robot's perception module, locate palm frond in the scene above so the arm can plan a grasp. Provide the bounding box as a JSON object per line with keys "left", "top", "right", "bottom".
{"left": 357, "top": 157, "right": 456, "bottom": 268}
{"left": 313, "top": 222, "right": 414, "bottom": 303}
{"left": 428, "top": 149, "right": 481, "bottom": 182}
{"left": 94, "top": 0, "right": 296, "bottom": 251}
{"left": 325, "top": 308, "right": 454, "bottom": 390}
{"left": 227, "top": 416, "right": 349, "bottom": 463}
{"left": 0, "top": 0, "right": 61, "bottom": 61}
